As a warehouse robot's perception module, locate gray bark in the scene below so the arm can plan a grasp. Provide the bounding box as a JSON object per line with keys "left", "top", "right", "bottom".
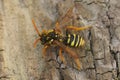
{"left": 0, "top": 0, "right": 120, "bottom": 80}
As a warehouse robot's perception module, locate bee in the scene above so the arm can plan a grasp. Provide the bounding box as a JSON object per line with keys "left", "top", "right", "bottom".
{"left": 32, "top": 7, "right": 91, "bottom": 70}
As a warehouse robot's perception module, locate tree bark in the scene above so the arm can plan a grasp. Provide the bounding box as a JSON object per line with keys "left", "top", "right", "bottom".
{"left": 0, "top": 0, "right": 120, "bottom": 80}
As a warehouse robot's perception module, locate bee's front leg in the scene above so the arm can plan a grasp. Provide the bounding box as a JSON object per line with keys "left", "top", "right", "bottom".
{"left": 42, "top": 45, "right": 49, "bottom": 58}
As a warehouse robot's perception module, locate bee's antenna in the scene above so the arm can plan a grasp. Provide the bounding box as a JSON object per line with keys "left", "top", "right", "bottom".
{"left": 32, "top": 19, "right": 41, "bottom": 47}
{"left": 32, "top": 19, "right": 41, "bottom": 36}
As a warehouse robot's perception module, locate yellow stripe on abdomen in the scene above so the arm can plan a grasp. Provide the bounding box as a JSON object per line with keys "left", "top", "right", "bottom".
{"left": 79, "top": 37, "right": 85, "bottom": 47}
{"left": 65, "top": 34, "right": 85, "bottom": 47}
{"left": 70, "top": 34, "right": 76, "bottom": 46}
{"left": 75, "top": 35, "right": 80, "bottom": 47}
{"left": 67, "top": 34, "right": 71, "bottom": 44}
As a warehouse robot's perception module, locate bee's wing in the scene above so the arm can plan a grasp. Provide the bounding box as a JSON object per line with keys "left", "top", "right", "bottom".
{"left": 56, "top": 6, "right": 75, "bottom": 28}
{"left": 53, "top": 40, "right": 82, "bottom": 70}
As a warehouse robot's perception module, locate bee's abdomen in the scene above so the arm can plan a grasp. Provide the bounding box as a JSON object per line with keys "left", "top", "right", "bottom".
{"left": 64, "top": 34, "right": 85, "bottom": 47}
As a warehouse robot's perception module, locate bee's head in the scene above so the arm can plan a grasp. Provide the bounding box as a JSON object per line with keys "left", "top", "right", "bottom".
{"left": 40, "top": 33, "right": 47, "bottom": 45}
{"left": 32, "top": 19, "right": 59, "bottom": 47}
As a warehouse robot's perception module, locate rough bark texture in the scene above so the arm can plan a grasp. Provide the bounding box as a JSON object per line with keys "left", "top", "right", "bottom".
{"left": 0, "top": 0, "right": 120, "bottom": 80}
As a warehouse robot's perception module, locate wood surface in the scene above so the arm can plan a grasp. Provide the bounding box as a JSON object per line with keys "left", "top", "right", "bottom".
{"left": 0, "top": 0, "right": 120, "bottom": 80}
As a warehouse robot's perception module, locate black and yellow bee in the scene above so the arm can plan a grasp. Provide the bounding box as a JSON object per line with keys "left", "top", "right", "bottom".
{"left": 32, "top": 7, "right": 91, "bottom": 70}
{"left": 64, "top": 31, "right": 85, "bottom": 47}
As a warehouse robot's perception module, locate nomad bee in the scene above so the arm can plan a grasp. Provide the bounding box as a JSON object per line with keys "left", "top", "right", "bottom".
{"left": 32, "top": 7, "right": 91, "bottom": 70}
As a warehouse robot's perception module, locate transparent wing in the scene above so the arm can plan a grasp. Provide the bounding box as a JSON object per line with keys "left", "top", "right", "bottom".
{"left": 56, "top": 6, "right": 75, "bottom": 28}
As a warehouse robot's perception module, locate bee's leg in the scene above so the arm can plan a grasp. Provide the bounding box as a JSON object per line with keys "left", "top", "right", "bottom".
{"left": 60, "top": 47, "right": 82, "bottom": 70}
{"left": 74, "top": 57, "right": 82, "bottom": 70}
{"left": 59, "top": 48, "right": 66, "bottom": 65}
{"left": 33, "top": 38, "right": 41, "bottom": 48}
{"left": 41, "top": 29, "right": 47, "bottom": 34}
{"left": 66, "top": 26, "right": 91, "bottom": 31}
{"left": 55, "top": 22, "right": 62, "bottom": 34}
{"left": 42, "top": 45, "right": 49, "bottom": 58}
{"left": 66, "top": 47, "right": 82, "bottom": 70}
{"left": 54, "top": 40, "right": 82, "bottom": 70}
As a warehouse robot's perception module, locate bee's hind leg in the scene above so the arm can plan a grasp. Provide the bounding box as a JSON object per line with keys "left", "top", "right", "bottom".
{"left": 59, "top": 48, "right": 66, "bottom": 65}
{"left": 66, "top": 26, "right": 91, "bottom": 31}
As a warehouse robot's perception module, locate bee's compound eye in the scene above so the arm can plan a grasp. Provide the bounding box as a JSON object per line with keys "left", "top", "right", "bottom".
{"left": 50, "top": 32, "right": 55, "bottom": 37}
{"left": 40, "top": 35, "right": 47, "bottom": 44}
